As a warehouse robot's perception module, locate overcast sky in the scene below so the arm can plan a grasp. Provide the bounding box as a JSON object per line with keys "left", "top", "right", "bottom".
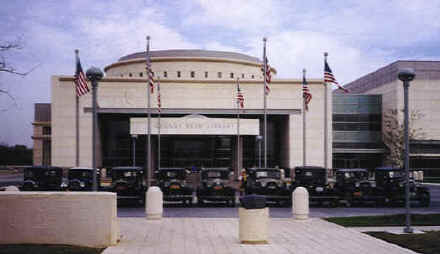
{"left": 1, "top": 0, "right": 440, "bottom": 147}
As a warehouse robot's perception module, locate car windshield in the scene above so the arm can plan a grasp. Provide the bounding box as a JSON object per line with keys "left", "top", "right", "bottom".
{"left": 256, "top": 171, "right": 280, "bottom": 179}
{"left": 69, "top": 170, "right": 92, "bottom": 179}
{"left": 388, "top": 171, "right": 404, "bottom": 178}
{"left": 160, "top": 170, "right": 186, "bottom": 180}
{"left": 114, "top": 170, "right": 137, "bottom": 179}
{"left": 24, "top": 170, "right": 34, "bottom": 178}
{"left": 45, "top": 169, "right": 61, "bottom": 177}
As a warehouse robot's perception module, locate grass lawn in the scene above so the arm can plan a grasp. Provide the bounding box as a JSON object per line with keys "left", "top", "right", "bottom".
{"left": 0, "top": 244, "right": 105, "bottom": 254}
{"left": 325, "top": 213, "right": 440, "bottom": 227}
{"left": 366, "top": 231, "right": 440, "bottom": 254}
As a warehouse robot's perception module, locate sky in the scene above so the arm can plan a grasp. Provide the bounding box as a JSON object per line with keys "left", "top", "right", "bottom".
{"left": 1, "top": 0, "right": 440, "bottom": 148}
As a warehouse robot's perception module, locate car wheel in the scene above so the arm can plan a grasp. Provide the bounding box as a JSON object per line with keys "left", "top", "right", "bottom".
{"left": 198, "top": 198, "right": 204, "bottom": 207}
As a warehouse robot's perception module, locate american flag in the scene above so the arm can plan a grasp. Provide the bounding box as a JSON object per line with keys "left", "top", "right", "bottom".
{"left": 261, "top": 57, "right": 271, "bottom": 94}
{"left": 157, "top": 78, "right": 161, "bottom": 112}
{"left": 302, "top": 70, "right": 312, "bottom": 111}
{"left": 74, "top": 50, "right": 90, "bottom": 96}
{"left": 146, "top": 58, "right": 154, "bottom": 94}
{"left": 324, "top": 59, "right": 349, "bottom": 93}
{"left": 236, "top": 79, "right": 244, "bottom": 108}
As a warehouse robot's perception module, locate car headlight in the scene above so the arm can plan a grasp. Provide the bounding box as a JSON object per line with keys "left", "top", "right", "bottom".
{"left": 207, "top": 183, "right": 213, "bottom": 188}
{"left": 61, "top": 182, "right": 68, "bottom": 188}
{"left": 355, "top": 183, "right": 360, "bottom": 188}
{"left": 80, "top": 182, "right": 85, "bottom": 188}
{"left": 164, "top": 182, "right": 170, "bottom": 187}
{"left": 260, "top": 182, "right": 267, "bottom": 187}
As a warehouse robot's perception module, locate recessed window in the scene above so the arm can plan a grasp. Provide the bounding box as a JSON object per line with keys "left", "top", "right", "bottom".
{"left": 242, "top": 73, "right": 245, "bottom": 78}
{"left": 230, "top": 73, "right": 234, "bottom": 78}
{"left": 205, "top": 72, "right": 208, "bottom": 78}
{"left": 177, "top": 71, "right": 181, "bottom": 78}
{"left": 152, "top": 72, "right": 155, "bottom": 77}
{"left": 218, "top": 72, "right": 222, "bottom": 78}
{"left": 43, "top": 127, "right": 51, "bottom": 135}
{"left": 190, "top": 71, "right": 195, "bottom": 78}
{"left": 120, "top": 74, "right": 123, "bottom": 77}
{"left": 139, "top": 72, "right": 143, "bottom": 77}
{"left": 251, "top": 74, "right": 255, "bottom": 79}
{"left": 164, "top": 71, "right": 168, "bottom": 78}
{"left": 129, "top": 73, "right": 132, "bottom": 77}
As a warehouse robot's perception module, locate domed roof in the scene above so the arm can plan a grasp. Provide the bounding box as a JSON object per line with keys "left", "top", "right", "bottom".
{"left": 118, "top": 49, "right": 262, "bottom": 63}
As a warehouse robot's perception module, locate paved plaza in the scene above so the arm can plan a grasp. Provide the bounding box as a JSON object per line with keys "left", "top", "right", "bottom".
{"left": 103, "top": 217, "right": 418, "bottom": 254}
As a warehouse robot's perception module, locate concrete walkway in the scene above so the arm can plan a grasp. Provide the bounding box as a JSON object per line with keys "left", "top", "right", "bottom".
{"left": 103, "top": 217, "right": 418, "bottom": 254}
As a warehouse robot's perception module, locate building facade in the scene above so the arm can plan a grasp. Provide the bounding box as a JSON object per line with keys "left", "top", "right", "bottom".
{"left": 46, "top": 50, "right": 332, "bottom": 176}
{"left": 32, "top": 103, "right": 51, "bottom": 166}
{"left": 343, "top": 60, "right": 440, "bottom": 170}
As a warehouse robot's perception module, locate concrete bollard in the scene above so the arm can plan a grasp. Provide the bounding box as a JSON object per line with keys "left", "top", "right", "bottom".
{"left": 292, "top": 187, "right": 309, "bottom": 220}
{"left": 239, "top": 207, "right": 269, "bottom": 244}
{"left": 146, "top": 186, "right": 163, "bottom": 220}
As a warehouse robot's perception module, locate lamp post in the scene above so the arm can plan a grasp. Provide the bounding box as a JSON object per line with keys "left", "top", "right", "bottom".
{"left": 86, "top": 66, "right": 103, "bottom": 192}
{"left": 398, "top": 68, "right": 415, "bottom": 234}
{"left": 132, "top": 134, "right": 138, "bottom": 166}
{"left": 256, "top": 135, "right": 262, "bottom": 168}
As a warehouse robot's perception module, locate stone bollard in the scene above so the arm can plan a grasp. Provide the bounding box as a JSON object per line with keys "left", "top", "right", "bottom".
{"left": 292, "top": 187, "right": 309, "bottom": 220}
{"left": 239, "top": 195, "right": 268, "bottom": 244}
{"left": 146, "top": 186, "right": 163, "bottom": 220}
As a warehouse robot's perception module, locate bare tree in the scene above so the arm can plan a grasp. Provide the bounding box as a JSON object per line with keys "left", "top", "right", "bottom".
{"left": 0, "top": 38, "right": 38, "bottom": 110}
{"left": 382, "top": 109, "right": 425, "bottom": 167}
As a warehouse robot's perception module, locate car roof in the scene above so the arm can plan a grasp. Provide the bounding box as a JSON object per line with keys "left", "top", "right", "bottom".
{"left": 112, "top": 166, "right": 143, "bottom": 171}
{"left": 295, "top": 166, "right": 326, "bottom": 170}
{"left": 159, "top": 168, "right": 187, "bottom": 171}
{"left": 201, "top": 168, "right": 230, "bottom": 171}
{"left": 375, "top": 167, "right": 402, "bottom": 171}
{"left": 26, "top": 166, "right": 63, "bottom": 170}
{"left": 336, "top": 168, "right": 368, "bottom": 173}
{"left": 70, "top": 167, "right": 94, "bottom": 171}
{"left": 249, "top": 168, "right": 280, "bottom": 171}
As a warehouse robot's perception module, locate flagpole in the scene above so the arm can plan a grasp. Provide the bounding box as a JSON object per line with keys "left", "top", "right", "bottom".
{"left": 263, "top": 37, "right": 268, "bottom": 168}
{"left": 323, "top": 52, "right": 328, "bottom": 169}
{"left": 146, "top": 36, "right": 152, "bottom": 189}
{"left": 75, "top": 50, "right": 80, "bottom": 167}
{"left": 158, "top": 76, "right": 161, "bottom": 171}
{"left": 236, "top": 78, "right": 240, "bottom": 177}
{"left": 303, "top": 69, "right": 307, "bottom": 167}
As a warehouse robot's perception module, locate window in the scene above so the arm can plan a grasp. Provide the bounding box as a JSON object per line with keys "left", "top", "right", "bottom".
{"left": 217, "top": 72, "right": 222, "bottom": 78}
{"left": 251, "top": 74, "right": 255, "bottom": 79}
{"left": 129, "top": 73, "right": 132, "bottom": 77}
{"left": 120, "top": 74, "right": 123, "bottom": 77}
{"left": 205, "top": 72, "right": 208, "bottom": 78}
{"left": 43, "top": 127, "right": 51, "bottom": 135}
{"left": 242, "top": 73, "right": 245, "bottom": 78}
{"left": 230, "top": 73, "right": 234, "bottom": 78}
{"left": 139, "top": 72, "right": 143, "bottom": 77}
{"left": 177, "top": 71, "right": 181, "bottom": 78}
{"left": 190, "top": 71, "right": 195, "bottom": 78}
{"left": 164, "top": 71, "right": 167, "bottom": 78}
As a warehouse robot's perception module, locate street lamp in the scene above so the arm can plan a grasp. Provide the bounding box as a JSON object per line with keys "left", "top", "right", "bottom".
{"left": 132, "top": 134, "right": 138, "bottom": 166}
{"left": 86, "top": 66, "right": 103, "bottom": 191}
{"left": 398, "top": 68, "right": 415, "bottom": 234}
{"left": 256, "top": 135, "right": 263, "bottom": 168}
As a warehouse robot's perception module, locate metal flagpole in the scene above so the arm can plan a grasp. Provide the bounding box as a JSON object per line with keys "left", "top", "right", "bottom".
{"left": 158, "top": 76, "right": 161, "bottom": 171}
{"left": 323, "top": 53, "right": 329, "bottom": 169}
{"left": 236, "top": 78, "right": 240, "bottom": 177}
{"left": 263, "top": 37, "right": 268, "bottom": 168}
{"left": 303, "top": 69, "right": 307, "bottom": 167}
{"left": 145, "top": 36, "right": 152, "bottom": 189}
{"left": 74, "top": 49, "right": 80, "bottom": 167}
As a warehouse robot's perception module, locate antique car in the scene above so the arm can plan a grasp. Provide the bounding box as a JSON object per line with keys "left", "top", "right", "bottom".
{"left": 68, "top": 167, "right": 100, "bottom": 191}
{"left": 22, "top": 166, "right": 66, "bottom": 191}
{"left": 373, "top": 167, "right": 430, "bottom": 207}
{"left": 156, "top": 168, "right": 193, "bottom": 206}
{"left": 197, "top": 168, "right": 235, "bottom": 206}
{"left": 245, "top": 168, "right": 291, "bottom": 206}
{"left": 293, "top": 166, "right": 338, "bottom": 206}
{"left": 334, "top": 168, "right": 373, "bottom": 206}
{"left": 111, "top": 166, "right": 146, "bottom": 204}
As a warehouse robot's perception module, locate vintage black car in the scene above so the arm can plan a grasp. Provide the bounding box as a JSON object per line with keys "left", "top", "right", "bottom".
{"left": 156, "top": 168, "right": 193, "bottom": 206}
{"left": 293, "top": 166, "right": 338, "bottom": 206}
{"left": 22, "top": 166, "right": 66, "bottom": 191}
{"left": 111, "top": 166, "right": 146, "bottom": 203}
{"left": 334, "top": 168, "right": 373, "bottom": 206}
{"left": 68, "top": 167, "right": 100, "bottom": 191}
{"left": 197, "top": 168, "right": 235, "bottom": 206}
{"left": 373, "top": 167, "right": 430, "bottom": 207}
{"left": 245, "top": 168, "right": 291, "bottom": 205}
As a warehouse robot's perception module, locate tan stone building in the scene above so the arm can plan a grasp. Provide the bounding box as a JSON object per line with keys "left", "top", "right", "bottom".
{"left": 43, "top": 49, "right": 332, "bottom": 175}
{"left": 343, "top": 60, "right": 440, "bottom": 169}
{"left": 32, "top": 103, "right": 51, "bottom": 166}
